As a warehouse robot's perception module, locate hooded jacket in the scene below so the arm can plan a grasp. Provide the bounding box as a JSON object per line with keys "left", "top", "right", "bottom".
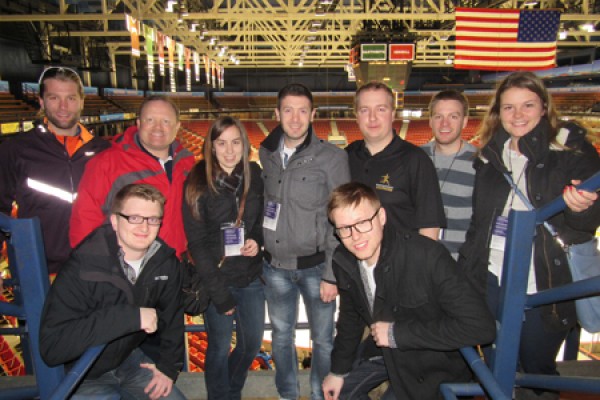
{"left": 40, "top": 224, "right": 184, "bottom": 381}
{"left": 0, "top": 121, "right": 109, "bottom": 273}
{"left": 70, "top": 125, "right": 195, "bottom": 257}
{"left": 331, "top": 224, "right": 496, "bottom": 400}
{"left": 459, "top": 120, "right": 600, "bottom": 329}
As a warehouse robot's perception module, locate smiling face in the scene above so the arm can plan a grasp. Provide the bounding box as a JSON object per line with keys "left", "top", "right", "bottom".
{"left": 136, "top": 100, "right": 180, "bottom": 159}
{"left": 331, "top": 200, "right": 386, "bottom": 266}
{"left": 38, "top": 78, "right": 84, "bottom": 136}
{"left": 499, "top": 87, "right": 545, "bottom": 143}
{"left": 110, "top": 197, "right": 162, "bottom": 261}
{"left": 214, "top": 125, "right": 244, "bottom": 174}
{"left": 355, "top": 88, "right": 395, "bottom": 153}
{"left": 275, "top": 94, "right": 316, "bottom": 148}
{"left": 429, "top": 99, "right": 468, "bottom": 153}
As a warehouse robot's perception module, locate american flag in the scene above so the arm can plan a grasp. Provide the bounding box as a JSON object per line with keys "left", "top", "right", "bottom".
{"left": 454, "top": 8, "right": 561, "bottom": 71}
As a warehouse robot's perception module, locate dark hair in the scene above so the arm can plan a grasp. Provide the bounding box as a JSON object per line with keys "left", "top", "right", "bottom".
{"left": 185, "top": 116, "right": 252, "bottom": 220}
{"left": 328, "top": 182, "right": 381, "bottom": 220}
{"left": 354, "top": 81, "right": 395, "bottom": 111}
{"left": 38, "top": 66, "right": 84, "bottom": 99}
{"left": 111, "top": 184, "right": 165, "bottom": 215}
{"left": 138, "top": 95, "right": 181, "bottom": 122}
{"left": 277, "top": 83, "right": 314, "bottom": 110}
{"left": 478, "top": 71, "right": 560, "bottom": 147}
{"left": 428, "top": 90, "right": 469, "bottom": 117}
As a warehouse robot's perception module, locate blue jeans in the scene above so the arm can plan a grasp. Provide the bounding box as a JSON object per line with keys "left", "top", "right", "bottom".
{"left": 71, "top": 348, "right": 186, "bottom": 400}
{"left": 263, "top": 261, "right": 335, "bottom": 400}
{"left": 204, "top": 278, "right": 266, "bottom": 400}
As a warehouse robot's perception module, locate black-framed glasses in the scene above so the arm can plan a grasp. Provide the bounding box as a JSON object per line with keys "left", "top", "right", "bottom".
{"left": 335, "top": 207, "right": 380, "bottom": 239}
{"left": 38, "top": 66, "right": 82, "bottom": 86}
{"left": 117, "top": 213, "right": 162, "bottom": 226}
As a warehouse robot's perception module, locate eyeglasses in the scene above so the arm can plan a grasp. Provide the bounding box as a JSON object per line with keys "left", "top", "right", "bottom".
{"left": 38, "top": 66, "right": 83, "bottom": 87}
{"left": 117, "top": 213, "right": 162, "bottom": 226}
{"left": 335, "top": 207, "right": 380, "bottom": 239}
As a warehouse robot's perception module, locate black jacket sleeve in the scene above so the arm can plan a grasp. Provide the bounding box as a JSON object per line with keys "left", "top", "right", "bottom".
{"left": 182, "top": 184, "right": 237, "bottom": 313}
{"left": 152, "top": 259, "right": 185, "bottom": 381}
{"left": 393, "top": 247, "right": 496, "bottom": 351}
{"left": 39, "top": 257, "right": 141, "bottom": 366}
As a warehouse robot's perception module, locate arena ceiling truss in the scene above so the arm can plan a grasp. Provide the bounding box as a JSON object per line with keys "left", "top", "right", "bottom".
{"left": 0, "top": 0, "right": 599, "bottom": 70}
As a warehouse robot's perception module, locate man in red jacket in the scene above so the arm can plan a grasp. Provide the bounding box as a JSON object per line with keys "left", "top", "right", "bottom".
{"left": 70, "top": 95, "right": 195, "bottom": 257}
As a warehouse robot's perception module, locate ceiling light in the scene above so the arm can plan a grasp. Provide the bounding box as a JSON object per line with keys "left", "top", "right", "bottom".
{"left": 445, "top": 58, "right": 453, "bottom": 65}
{"left": 166, "top": 0, "right": 177, "bottom": 12}
{"left": 581, "top": 23, "right": 595, "bottom": 32}
{"left": 559, "top": 30, "right": 567, "bottom": 40}
{"left": 315, "top": 6, "right": 325, "bottom": 16}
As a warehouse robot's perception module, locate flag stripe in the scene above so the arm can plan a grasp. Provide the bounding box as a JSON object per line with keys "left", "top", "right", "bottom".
{"left": 454, "top": 7, "right": 560, "bottom": 71}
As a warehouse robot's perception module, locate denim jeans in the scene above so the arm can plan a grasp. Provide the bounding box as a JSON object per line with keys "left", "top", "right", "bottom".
{"left": 339, "top": 357, "right": 396, "bottom": 400}
{"left": 204, "top": 278, "right": 266, "bottom": 400}
{"left": 263, "top": 261, "right": 335, "bottom": 400}
{"left": 71, "top": 348, "right": 186, "bottom": 400}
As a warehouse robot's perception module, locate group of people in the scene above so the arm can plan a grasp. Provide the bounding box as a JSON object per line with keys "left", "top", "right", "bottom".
{"left": 0, "top": 66, "right": 598, "bottom": 400}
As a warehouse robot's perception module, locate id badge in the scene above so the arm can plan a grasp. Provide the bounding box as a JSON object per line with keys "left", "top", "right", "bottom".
{"left": 490, "top": 215, "right": 509, "bottom": 251}
{"left": 221, "top": 222, "right": 245, "bottom": 257}
{"left": 263, "top": 200, "right": 281, "bottom": 231}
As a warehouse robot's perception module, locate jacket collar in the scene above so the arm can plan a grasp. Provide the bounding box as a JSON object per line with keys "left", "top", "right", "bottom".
{"left": 481, "top": 119, "right": 551, "bottom": 171}
{"left": 261, "top": 123, "right": 316, "bottom": 154}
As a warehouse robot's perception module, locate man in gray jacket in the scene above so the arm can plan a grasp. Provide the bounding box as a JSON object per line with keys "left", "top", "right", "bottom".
{"left": 260, "top": 83, "right": 350, "bottom": 400}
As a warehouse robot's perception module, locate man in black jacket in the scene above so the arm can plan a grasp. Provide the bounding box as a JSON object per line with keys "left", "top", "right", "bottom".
{"left": 0, "top": 66, "right": 109, "bottom": 275}
{"left": 40, "top": 184, "right": 185, "bottom": 399}
{"left": 322, "top": 182, "right": 495, "bottom": 400}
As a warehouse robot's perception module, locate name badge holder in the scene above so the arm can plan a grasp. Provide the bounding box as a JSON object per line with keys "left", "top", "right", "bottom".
{"left": 221, "top": 222, "right": 245, "bottom": 258}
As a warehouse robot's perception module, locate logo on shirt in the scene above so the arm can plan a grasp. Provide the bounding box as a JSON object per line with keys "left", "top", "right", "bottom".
{"left": 375, "top": 174, "right": 393, "bottom": 192}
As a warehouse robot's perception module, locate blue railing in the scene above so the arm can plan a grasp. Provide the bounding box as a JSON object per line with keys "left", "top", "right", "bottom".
{"left": 441, "top": 172, "right": 600, "bottom": 399}
{"left": 0, "top": 214, "right": 105, "bottom": 399}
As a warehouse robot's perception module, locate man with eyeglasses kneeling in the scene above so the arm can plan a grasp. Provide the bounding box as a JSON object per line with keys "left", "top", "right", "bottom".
{"left": 322, "top": 182, "right": 495, "bottom": 400}
{"left": 40, "top": 183, "right": 186, "bottom": 399}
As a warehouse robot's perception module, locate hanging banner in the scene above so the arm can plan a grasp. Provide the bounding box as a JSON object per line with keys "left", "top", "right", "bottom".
{"left": 204, "top": 55, "right": 211, "bottom": 87}
{"left": 194, "top": 51, "right": 201, "bottom": 82}
{"left": 211, "top": 60, "right": 217, "bottom": 88}
{"left": 177, "top": 43, "right": 185, "bottom": 71}
{"left": 166, "top": 37, "right": 176, "bottom": 92}
{"left": 144, "top": 26, "right": 155, "bottom": 84}
{"left": 126, "top": 14, "right": 141, "bottom": 57}
{"left": 167, "top": 37, "right": 175, "bottom": 69}
{"left": 185, "top": 47, "right": 192, "bottom": 91}
{"left": 157, "top": 31, "right": 165, "bottom": 76}
{"left": 220, "top": 66, "right": 225, "bottom": 90}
